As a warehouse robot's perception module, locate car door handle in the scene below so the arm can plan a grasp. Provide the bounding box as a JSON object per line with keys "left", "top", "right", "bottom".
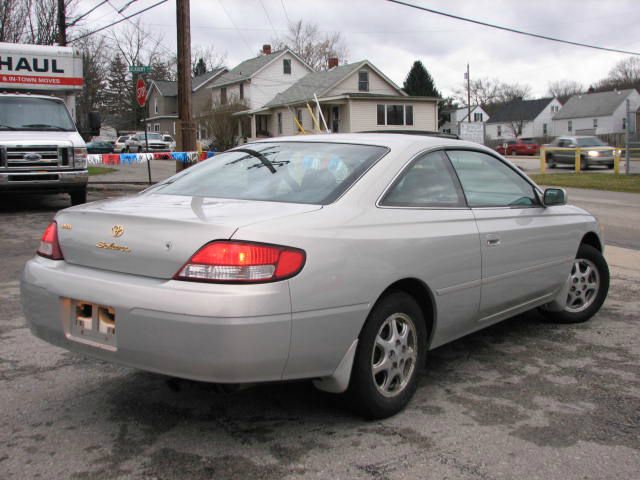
{"left": 486, "top": 235, "right": 501, "bottom": 246}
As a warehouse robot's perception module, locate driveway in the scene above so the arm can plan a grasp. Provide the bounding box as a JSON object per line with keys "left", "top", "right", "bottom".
{"left": 1, "top": 192, "right": 639, "bottom": 479}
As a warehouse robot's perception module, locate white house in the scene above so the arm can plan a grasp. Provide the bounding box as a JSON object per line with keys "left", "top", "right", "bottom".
{"left": 552, "top": 89, "right": 640, "bottom": 136}
{"left": 486, "top": 97, "right": 562, "bottom": 140}
{"left": 240, "top": 59, "right": 439, "bottom": 140}
{"left": 439, "top": 105, "right": 489, "bottom": 135}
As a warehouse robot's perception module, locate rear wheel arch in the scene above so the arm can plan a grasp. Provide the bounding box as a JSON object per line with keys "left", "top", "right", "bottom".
{"left": 369, "top": 278, "right": 436, "bottom": 353}
{"left": 581, "top": 231, "right": 602, "bottom": 253}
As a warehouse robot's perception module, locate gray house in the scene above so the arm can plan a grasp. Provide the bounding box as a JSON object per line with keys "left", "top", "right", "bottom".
{"left": 553, "top": 89, "right": 640, "bottom": 136}
{"left": 145, "top": 67, "right": 227, "bottom": 136}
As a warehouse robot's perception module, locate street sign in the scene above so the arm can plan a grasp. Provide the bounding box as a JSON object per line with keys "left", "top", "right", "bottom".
{"left": 136, "top": 78, "right": 147, "bottom": 107}
{"left": 129, "top": 65, "right": 151, "bottom": 74}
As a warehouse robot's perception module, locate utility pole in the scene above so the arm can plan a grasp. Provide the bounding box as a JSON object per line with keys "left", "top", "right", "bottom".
{"left": 57, "top": 0, "right": 67, "bottom": 46}
{"left": 176, "top": 0, "right": 195, "bottom": 172}
{"left": 466, "top": 63, "right": 471, "bottom": 122}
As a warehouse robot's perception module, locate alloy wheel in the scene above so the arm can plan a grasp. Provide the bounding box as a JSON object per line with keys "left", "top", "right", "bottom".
{"left": 565, "top": 258, "right": 600, "bottom": 313}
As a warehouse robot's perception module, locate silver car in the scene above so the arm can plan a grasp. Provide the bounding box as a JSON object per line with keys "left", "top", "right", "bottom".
{"left": 21, "top": 134, "right": 609, "bottom": 418}
{"left": 546, "top": 136, "right": 615, "bottom": 169}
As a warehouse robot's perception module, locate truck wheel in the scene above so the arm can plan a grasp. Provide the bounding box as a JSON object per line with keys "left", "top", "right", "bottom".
{"left": 70, "top": 188, "right": 87, "bottom": 206}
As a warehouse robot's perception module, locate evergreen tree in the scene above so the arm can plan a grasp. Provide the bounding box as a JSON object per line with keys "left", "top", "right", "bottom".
{"left": 193, "top": 57, "right": 207, "bottom": 77}
{"left": 103, "top": 54, "right": 135, "bottom": 129}
{"left": 403, "top": 60, "right": 441, "bottom": 98}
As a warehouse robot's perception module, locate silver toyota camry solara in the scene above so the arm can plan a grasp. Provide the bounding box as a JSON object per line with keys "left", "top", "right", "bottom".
{"left": 21, "top": 134, "right": 609, "bottom": 418}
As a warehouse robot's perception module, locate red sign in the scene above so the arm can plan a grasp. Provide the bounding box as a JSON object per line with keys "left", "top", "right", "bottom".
{"left": 136, "top": 78, "right": 147, "bottom": 107}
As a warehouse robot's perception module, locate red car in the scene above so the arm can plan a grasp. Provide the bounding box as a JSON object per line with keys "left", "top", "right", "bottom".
{"left": 495, "top": 138, "right": 540, "bottom": 156}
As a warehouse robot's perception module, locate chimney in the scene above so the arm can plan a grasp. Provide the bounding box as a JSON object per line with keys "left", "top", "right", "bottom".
{"left": 328, "top": 57, "right": 339, "bottom": 69}
{"left": 262, "top": 44, "right": 272, "bottom": 55}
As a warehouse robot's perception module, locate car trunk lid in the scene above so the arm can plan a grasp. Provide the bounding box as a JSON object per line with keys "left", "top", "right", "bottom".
{"left": 55, "top": 193, "right": 321, "bottom": 279}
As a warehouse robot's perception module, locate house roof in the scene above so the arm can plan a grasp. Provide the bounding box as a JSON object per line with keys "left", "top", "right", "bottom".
{"left": 263, "top": 60, "right": 409, "bottom": 109}
{"left": 210, "top": 49, "right": 308, "bottom": 88}
{"left": 149, "top": 68, "right": 227, "bottom": 97}
{"left": 553, "top": 89, "right": 637, "bottom": 120}
{"left": 487, "top": 98, "right": 555, "bottom": 124}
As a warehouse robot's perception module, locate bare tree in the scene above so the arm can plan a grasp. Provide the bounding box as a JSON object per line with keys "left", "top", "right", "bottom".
{"left": 547, "top": 80, "right": 583, "bottom": 100}
{"left": 200, "top": 97, "right": 248, "bottom": 151}
{"left": 0, "top": 0, "right": 29, "bottom": 43}
{"left": 191, "top": 45, "right": 226, "bottom": 73}
{"left": 607, "top": 56, "right": 640, "bottom": 88}
{"left": 271, "top": 20, "right": 348, "bottom": 71}
{"left": 74, "top": 32, "right": 108, "bottom": 132}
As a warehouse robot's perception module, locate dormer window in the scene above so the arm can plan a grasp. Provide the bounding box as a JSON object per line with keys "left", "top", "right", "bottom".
{"left": 283, "top": 59, "right": 291, "bottom": 75}
{"left": 358, "top": 71, "right": 369, "bottom": 92}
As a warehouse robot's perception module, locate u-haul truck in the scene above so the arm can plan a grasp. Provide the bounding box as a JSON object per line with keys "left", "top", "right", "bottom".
{"left": 0, "top": 42, "right": 100, "bottom": 206}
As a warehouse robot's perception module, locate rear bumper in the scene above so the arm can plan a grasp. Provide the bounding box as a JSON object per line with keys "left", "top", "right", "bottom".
{"left": 21, "top": 257, "right": 292, "bottom": 383}
{"left": 0, "top": 169, "right": 87, "bottom": 192}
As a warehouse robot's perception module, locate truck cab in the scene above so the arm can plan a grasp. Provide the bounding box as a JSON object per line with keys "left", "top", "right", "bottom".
{"left": 0, "top": 93, "right": 88, "bottom": 205}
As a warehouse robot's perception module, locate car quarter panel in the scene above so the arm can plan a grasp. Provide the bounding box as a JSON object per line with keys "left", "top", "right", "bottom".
{"left": 232, "top": 204, "right": 482, "bottom": 380}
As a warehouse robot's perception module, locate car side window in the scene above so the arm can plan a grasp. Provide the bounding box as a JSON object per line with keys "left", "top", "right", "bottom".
{"left": 381, "top": 151, "right": 466, "bottom": 208}
{"left": 447, "top": 150, "right": 539, "bottom": 208}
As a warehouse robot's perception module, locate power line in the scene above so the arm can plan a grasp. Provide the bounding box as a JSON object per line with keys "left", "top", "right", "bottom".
{"left": 73, "top": 0, "right": 168, "bottom": 42}
{"left": 117, "top": 0, "right": 140, "bottom": 14}
{"left": 280, "top": 0, "right": 291, "bottom": 26}
{"left": 67, "top": 0, "right": 110, "bottom": 27}
{"left": 259, "top": 0, "right": 279, "bottom": 38}
{"left": 386, "top": 0, "right": 640, "bottom": 57}
{"left": 217, "top": 0, "right": 255, "bottom": 55}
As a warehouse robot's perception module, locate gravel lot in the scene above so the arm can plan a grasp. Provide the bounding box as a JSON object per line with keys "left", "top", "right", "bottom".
{"left": 1, "top": 191, "right": 639, "bottom": 480}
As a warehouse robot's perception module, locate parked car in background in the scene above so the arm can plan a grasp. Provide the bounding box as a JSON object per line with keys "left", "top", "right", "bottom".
{"left": 125, "top": 132, "right": 171, "bottom": 153}
{"left": 546, "top": 136, "right": 615, "bottom": 169}
{"left": 495, "top": 138, "right": 540, "bottom": 156}
{"left": 163, "top": 135, "right": 176, "bottom": 151}
{"left": 114, "top": 135, "right": 132, "bottom": 153}
{"left": 21, "top": 134, "right": 609, "bottom": 419}
{"left": 86, "top": 140, "right": 115, "bottom": 154}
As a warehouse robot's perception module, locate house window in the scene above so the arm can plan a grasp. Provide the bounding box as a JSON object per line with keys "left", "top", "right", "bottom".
{"left": 277, "top": 112, "right": 282, "bottom": 134}
{"left": 543, "top": 123, "right": 548, "bottom": 135}
{"left": 405, "top": 105, "right": 414, "bottom": 126}
{"left": 551, "top": 105, "right": 559, "bottom": 113}
{"left": 147, "top": 124, "right": 152, "bottom": 131}
{"left": 220, "top": 87, "right": 227, "bottom": 105}
{"left": 497, "top": 125, "right": 502, "bottom": 137}
{"left": 172, "top": 122, "right": 176, "bottom": 134}
{"left": 376, "top": 104, "right": 414, "bottom": 126}
{"left": 377, "top": 105, "right": 385, "bottom": 125}
{"left": 296, "top": 109, "right": 303, "bottom": 130}
{"left": 473, "top": 112, "right": 483, "bottom": 122}
{"left": 239, "top": 83, "right": 244, "bottom": 100}
{"left": 593, "top": 118, "right": 598, "bottom": 128}
{"left": 154, "top": 124, "right": 160, "bottom": 132}
{"left": 358, "top": 70, "right": 369, "bottom": 92}
{"left": 283, "top": 59, "right": 291, "bottom": 75}
{"left": 623, "top": 118, "right": 626, "bottom": 130}
{"left": 568, "top": 120, "right": 572, "bottom": 132}
{"left": 154, "top": 98, "right": 158, "bottom": 114}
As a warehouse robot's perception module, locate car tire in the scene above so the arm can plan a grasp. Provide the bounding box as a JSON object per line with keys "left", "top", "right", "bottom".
{"left": 345, "top": 290, "right": 426, "bottom": 419}
{"left": 547, "top": 154, "right": 557, "bottom": 169}
{"left": 70, "top": 188, "right": 87, "bottom": 206}
{"left": 539, "top": 244, "right": 609, "bottom": 324}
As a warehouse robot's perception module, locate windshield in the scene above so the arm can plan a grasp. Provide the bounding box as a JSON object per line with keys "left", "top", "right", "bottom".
{"left": 577, "top": 137, "right": 606, "bottom": 147}
{"left": 0, "top": 97, "right": 75, "bottom": 131}
{"left": 141, "top": 133, "right": 163, "bottom": 141}
{"left": 155, "top": 142, "right": 388, "bottom": 205}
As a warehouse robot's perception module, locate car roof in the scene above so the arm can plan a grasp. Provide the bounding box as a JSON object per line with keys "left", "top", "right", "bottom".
{"left": 248, "top": 133, "right": 485, "bottom": 151}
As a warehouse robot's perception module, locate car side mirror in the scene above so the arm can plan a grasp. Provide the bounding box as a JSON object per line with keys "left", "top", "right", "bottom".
{"left": 543, "top": 188, "right": 566, "bottom": 206}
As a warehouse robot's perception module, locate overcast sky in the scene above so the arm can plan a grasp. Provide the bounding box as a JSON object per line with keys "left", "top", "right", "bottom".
{"left": 80, "top": 0, "right": 640, "bottom": 99}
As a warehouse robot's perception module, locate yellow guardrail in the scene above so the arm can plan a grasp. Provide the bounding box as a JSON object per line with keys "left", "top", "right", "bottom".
{"left": 539, "top": 146, "right": 640, "bottom": 175}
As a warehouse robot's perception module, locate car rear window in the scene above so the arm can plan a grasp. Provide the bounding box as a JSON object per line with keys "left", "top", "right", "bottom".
{"left": 155, "top": 142, "right": 388, "bottom": 205}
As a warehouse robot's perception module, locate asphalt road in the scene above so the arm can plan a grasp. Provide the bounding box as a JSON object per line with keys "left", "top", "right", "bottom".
{"left": 1, "top": 191, "right": 639, "bottom": 480}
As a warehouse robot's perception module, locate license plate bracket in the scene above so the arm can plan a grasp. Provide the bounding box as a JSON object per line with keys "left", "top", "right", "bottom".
{"left": 69, "top": 300, "right": 117, "bottom": 350}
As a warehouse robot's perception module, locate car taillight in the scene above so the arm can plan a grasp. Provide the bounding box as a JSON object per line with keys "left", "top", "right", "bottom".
{"left": 37, "top": 222, "right": 64, "bottom": 260}
{"left": 175, "top": 241, "right": 306, "bottom": 283}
